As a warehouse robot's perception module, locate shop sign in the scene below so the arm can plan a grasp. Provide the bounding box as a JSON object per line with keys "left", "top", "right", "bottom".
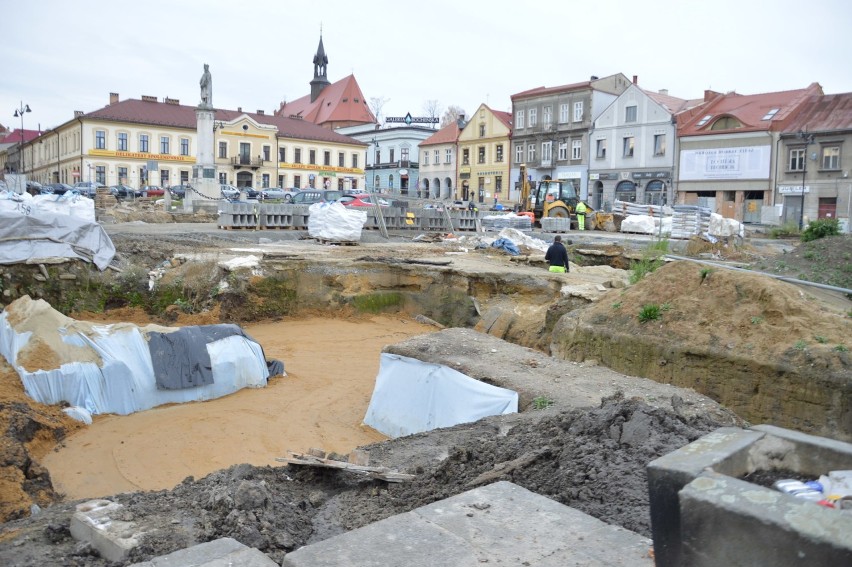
{"left": 632, "top": 171, "right": 670, "bottom": 180}
{"left": 779, "top": 186, "right": 810, "bottom": 194}
{"left": 386, "top": 112, "right": 439, "bottom": 125}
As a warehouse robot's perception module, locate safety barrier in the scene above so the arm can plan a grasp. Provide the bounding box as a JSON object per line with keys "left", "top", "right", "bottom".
{"left": 217, "top": 202, "right": 260, "bottom": 229}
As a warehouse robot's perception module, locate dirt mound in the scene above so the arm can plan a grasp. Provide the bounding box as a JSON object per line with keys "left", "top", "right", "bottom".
{"left": 0, "top": 396, "right": 728, "bottom": 566}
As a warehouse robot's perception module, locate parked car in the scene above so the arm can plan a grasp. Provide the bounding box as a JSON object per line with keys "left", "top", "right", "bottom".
{"left": 26, "top": 181, "right": 44, "bottom": 196}
{"left": 339, "top": 193, "right": 390, "bottom": 208}
{"left": 291, "top": 189, "right": 342, "bottom": 205}
{"left": 260, "top": 187, "right": 298, "bottom": 201}
{"left": 169, "top": 184, "right": 191, "bottom": 199}
{"left": 139, "top": 185, "right": 165, "bottom": 197}
{"left": 110, "top": 184, "right": 138, "bottom": 199}
{"left": 44, "top": 182, "right": 75, "bottom": 195}
{"left": 73, "top": 181, "right": 106, "bottom": 198}
{"left": 220, "top": 184, "right": 239, "bottom": 199}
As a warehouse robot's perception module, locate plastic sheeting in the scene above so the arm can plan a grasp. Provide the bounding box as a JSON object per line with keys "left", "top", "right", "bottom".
{"left": 1, "top": 191, "right": 96, "bottom": 223}
{"left": 363, "top": 353, "right": 518, "bottom": 438}
{"left": 0, "top": 299, "right": 271, "bottom": 416}
{"left": 308, "top": 201, "right": 367, "bottom": 242}
{"left": 0, "top": 210, "right": 115, "bottom": 271}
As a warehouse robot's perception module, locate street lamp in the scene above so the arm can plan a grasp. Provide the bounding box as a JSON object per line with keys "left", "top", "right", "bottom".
{"left": 796, "top": 130, "right": 814, "bottom": 230}
{"left": 13, "top": 102, "right": 31, "bottom": 176}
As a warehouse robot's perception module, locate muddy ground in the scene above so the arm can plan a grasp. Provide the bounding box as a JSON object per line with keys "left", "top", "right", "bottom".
{"left": 0, "top": 217, "right": 850, "bottom": 565}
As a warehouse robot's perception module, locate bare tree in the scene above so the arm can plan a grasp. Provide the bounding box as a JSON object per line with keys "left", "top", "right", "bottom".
{"left": 441, "top": 105, "right": 467, "bottom": 127}
{"left": 422, "top": 100, "right": 442, "bottom": 128}
{"left": 369, "top": 97, "right": 390, "bottom": 125}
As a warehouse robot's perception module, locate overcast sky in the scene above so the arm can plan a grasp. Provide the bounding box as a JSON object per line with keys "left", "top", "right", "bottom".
{"left": 3, "top": 0, "right": 851, "bottom": 133}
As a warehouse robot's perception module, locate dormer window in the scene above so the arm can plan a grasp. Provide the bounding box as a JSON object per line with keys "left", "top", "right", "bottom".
{"left": 710, "top": 116, "right": 743, "bottom": 130}
{"left": 696, "top": 115, "right": 713, "bottom": 126}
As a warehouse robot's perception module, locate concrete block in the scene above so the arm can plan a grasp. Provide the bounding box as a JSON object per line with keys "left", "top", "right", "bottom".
{"left": 282, "top": 481, "right": 652, "bottom": 566}
{"left": 648, "top": 425, "right": 852, "bottom": 567}
{"left": 680, "top": 471, "right": 852, "bottom": 566}
{"left": 70, "top": 499, "right": 144, "bottom": 562}
{"left": 128, "top": 537, "right": 278, "bottom": 566}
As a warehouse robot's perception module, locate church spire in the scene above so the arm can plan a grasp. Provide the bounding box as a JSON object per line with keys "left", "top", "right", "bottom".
{"left": 310, "top": 30, "right": 330, "bottom": 102}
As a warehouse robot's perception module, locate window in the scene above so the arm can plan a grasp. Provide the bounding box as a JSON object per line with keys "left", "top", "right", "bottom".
{"left": 479, "top": 124, "right": 486, "bottom": 137}
{"left": 139, "top": 134, "right": 149, "bottom": 153}
{"left": 117, "top": 132, "right": 128, "bottom": 151}
{"left": 528, "top": 108, "right": 537, "bottom": 126}
{"left": 160, "top": 136, "right": 169, "bottom": 154}
{"left": 654, "top": 134, "right": 666, "bottom": 156}
{"left": 596, "top": 139, "right": 607, "bottom": 159}
{"left": 294, "top": 174, "right": 301, "bottom": 188}
{"left": 543, "top": 105, "right": 552, "bottom": 126}
{"left": 516, "top": 144, "right": 523, "bottom": 163}
{"left": 822, "top": 146, "right": 840, "bottom": 169}
{"left": 374, "top": 147, "right": 380, "bottom": 165}
{"left": 623, "top": 136, "right": 635, "bottom": 157}
{"left": 180, "top": 170, "right": 189, "bottom": 184}
{"left": 696, "top": 114, "right": 713, "bottom": 126}
{"left": 572, "top": 140, "right": 582, "bottom": 160}
{"left": 559, "top": 103, "right": 569, "bottom": 123}
{"left": 118, "top": 166, "right": 127, "bottom": 182}
{"left": 573, "top": 101, "right": 583, "bottom": 122}
{"left": 180, "top": 138, "right": 190, "bottom": 156}
{"left": 323, "top": 151, "right": 330, "bottom": 166}
{"left": 496, "top": 144, "right": 503, "bottom": 162}
{"left": 277, "top": 175, "right": 284, "bottom": 187}
{"left": 309, "top": 150, "right": 316, "bottom": 165}
{"left": 495, "top": 176, "right": 502, "bottom": 193}
{"left": 373, "top": 174, "right": 379, "bottom": 189}
{"left": 294, "top": 148, "right": 302, "bottom": 163}
{"left": 478, "top": 146, "right": 485, "bottom": 164}
{"left": 788, "top": 148, "right": 805, "bottom": 171}
{"left": 219, "top": 141, "right": 228, "bottom": 159}
{"left": 462, "top": 148, "right": 470, "bottom": 165}
{"left": 434, "top": 149, "right": 439, "bottom": 164}
{"left": 351, "top": 153, "right": 358, "bottom": 168}
{"left": 95, "top": 130, "right": 106, "bottom": 150}
{"left": 445, "top": 148, "right": 452, "bottom": 164}
{"left": 625, "top": 105, "right": 637, "bottom": 123}
{"left": 279, "top": 147, "right": 286, "bottom": 162}
{"left": 221, "top": 173, "right": 228, "bottom": 185}
{"left": 423, "top": 151, "right": 429, "bottom": 165}
{"left": 389, "top": 175, "right": 394, "bottom": 190}
{"left": 263, "top": 146, "right": 271, "bottom": 161}
{"left": 541, "top": 141, "right": 552, "bottom": 163}
{"left": 338, "top": 152, "right": 344, "bottom": 167}
{"left": 558, "top": 141, "right": 568, "bottom": 160}
{"left": 262, "top": 174, "right": 270, "bottom": 188}
{"left": 516, "top": 110, "right": 525, "bottom": 129}
{"left": 528, "top": 143, "right": 536, "bottom": 162}
{"left": 762, "top": 108, "right": 780, "bottom": 120}
{"left": 401, "top": 147, "right": 409, "bottom": 163}
{"left": 389, "top": 148, "right": 395, "bottom": 163}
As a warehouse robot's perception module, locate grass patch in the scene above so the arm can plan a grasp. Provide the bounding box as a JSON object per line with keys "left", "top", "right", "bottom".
{"left": 769, "top": 223, "right": 800, "bottom": 239}
{"left": 352, "top": 292, "right": 403, "bottom": 313}
{"left": 751, "top": 316, "right": 764, "bottom": 324}
{"left": 638, "top": 304, "right": 662, "bottom": 323}
{"left": 794, "top": 340, "right": 807, "bottom": 351}
{"left": 532, "top": 396, "right": 554, "bottom": 410}
{"left": 834, "top": 344, "right": 849, "bottom": 352}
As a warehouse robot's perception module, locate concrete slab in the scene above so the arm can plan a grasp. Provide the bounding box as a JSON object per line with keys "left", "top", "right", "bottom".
{"left": 129, "top": 537, "right": 277, "bottom": 566}
{"left": 70, "top": 499, "right": 145, "bottom": 562}
{"left": 281, "top": 481, "right": 653, "bottom": 566}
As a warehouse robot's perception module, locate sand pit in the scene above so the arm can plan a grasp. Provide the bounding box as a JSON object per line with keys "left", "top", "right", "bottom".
{"left": 42, "top": 315, "right": 437, "bottom": 499}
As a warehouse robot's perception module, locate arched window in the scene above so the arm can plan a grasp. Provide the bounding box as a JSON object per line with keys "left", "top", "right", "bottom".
{"left": 615, "top": 180, "right": 637, "bottom": 203}
{"left": 710, "top": 116, "right": 743, "bottom": 130}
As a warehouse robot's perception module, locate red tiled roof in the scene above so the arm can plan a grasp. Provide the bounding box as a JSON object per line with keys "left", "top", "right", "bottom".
{"left": 85, "top": 98, "right": 366, "bottom": 146}
{"left": 0, "top": 129, "right": 42, "bottom": 145}
{"left": 644, "top": 90, "right": 703, "bottom": 114}
{"left": 420, "top": 122, "right": 461, "bottom": 146}
{"left": 274, "top": 74, "right": 375, "bottom": 126}
{"left": 678, "top": 83, "right": 824, "bottom": 136}
{"left": 782, "top": 93, "right": 852, "bottom": 134}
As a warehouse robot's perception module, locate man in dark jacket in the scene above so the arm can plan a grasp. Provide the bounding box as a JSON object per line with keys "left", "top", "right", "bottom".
{"left": 545, "top": 235, "right": 569, "bottom": 273}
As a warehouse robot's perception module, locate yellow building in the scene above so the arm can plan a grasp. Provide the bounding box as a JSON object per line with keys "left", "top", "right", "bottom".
{"left": 25, "top": 93, "right": 366, "bottom": 191}
{"left": 457, "top": 104, "right": 513, "bottom": 204}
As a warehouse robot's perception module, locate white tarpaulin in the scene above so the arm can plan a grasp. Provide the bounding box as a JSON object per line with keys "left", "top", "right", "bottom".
{"left": 0, "top": 208, "right": 115, "bottom": 271}
{"left": 363, "top": 353, "right": 518, "bottom": 438}
{"left": 308, "top": 201, "right": 367, "bottom": 242}
{"left": 0, "top": 296, "right": 271, "bottom": 416}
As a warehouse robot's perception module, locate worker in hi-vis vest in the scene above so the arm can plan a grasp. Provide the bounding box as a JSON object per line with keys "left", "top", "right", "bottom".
{"left": 575, "top": 201, "right": 588, "bottom": 230}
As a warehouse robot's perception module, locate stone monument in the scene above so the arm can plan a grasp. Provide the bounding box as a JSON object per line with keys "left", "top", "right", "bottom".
{"left": 186, "top": 63, "right": 220, "bottom": 211}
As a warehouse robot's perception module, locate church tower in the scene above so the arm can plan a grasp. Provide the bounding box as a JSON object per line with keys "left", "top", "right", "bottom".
{"left": 310, "top": 34, "right": 330, "bottom": 103}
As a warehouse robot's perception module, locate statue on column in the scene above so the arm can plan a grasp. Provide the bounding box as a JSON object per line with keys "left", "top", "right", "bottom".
{"left": 200, "top": 64, "right": 212, "bottom": 107}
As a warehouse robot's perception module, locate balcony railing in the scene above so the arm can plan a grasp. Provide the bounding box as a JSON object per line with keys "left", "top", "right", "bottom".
{"left": 230, "top": 156, "right": 265, "bottom": 168}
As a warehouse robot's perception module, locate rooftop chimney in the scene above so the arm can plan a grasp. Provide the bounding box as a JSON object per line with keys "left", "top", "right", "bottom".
{"left": 658, "top": 88, "right": 669, "bottom": 95}
{"left": 142, "top": 95, "right": 157, "bottom": 102}
{"left": 164, "top": 97, "right": 179, "bottom": 105}
{"left": 257, "top": 109, "right": 265, "bottom": 115}
{"left": 109, "top": 92, "right": 119, "bottom": 105}
{"left": 632, "top": 75, "right": 638, "bottom": 85}
{"left": 237, "top": 107, "right": 242, "bottom": 113}
{"left": 590, "top": 75, "right": 599, "bottom": 80}
{"left": 74, "top": 110, "right": 83, "bottom": 118}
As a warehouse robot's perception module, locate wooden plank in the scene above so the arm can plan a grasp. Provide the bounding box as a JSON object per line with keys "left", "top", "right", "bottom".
{"left": 275, "top": 450, "right": 415, "bottom": 482}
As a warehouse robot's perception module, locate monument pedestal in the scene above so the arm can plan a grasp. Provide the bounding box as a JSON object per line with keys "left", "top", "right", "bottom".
{"left": 186, "top": 104, "right": 220, "bottom": 213}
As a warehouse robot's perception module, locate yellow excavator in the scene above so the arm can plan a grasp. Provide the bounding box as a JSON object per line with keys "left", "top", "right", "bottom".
{"left": 516, "top": 164, "right": 588, "bottom": 227}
